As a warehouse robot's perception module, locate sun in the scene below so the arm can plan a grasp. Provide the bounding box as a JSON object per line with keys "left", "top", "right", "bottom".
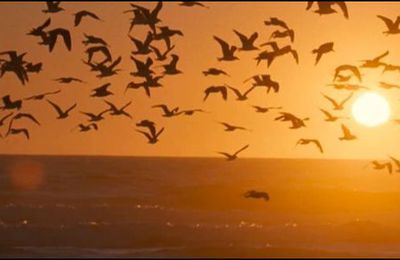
{"left": 351, "top": 92, "right": 390, "bottom": 127}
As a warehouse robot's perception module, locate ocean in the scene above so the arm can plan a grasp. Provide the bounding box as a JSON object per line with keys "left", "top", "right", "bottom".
{"left": 1, "top": 155, "right": 400, "bottom": 257}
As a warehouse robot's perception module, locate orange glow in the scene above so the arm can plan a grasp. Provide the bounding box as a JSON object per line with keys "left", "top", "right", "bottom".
{"left": 8, "top": 160, "right": 45, "bottom": 190}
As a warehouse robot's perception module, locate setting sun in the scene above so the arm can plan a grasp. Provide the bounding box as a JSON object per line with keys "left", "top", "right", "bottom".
{"left": 352, "top": 92, "right": 390, "bottom": 127}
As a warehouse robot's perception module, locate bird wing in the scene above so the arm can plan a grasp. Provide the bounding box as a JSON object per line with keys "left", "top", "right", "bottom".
{"left": 109, "top": 56, "right": 122, "bottom": 70}
{"left": 306, "top": 1, "right": 314, "bottom": 10}
{"left": 152, "top": 104, "right": 170, "bottom": 114}
{"left": 312, "top": 140, "right": 323, "bottom": 153}
{"left": 155, "top": 127, "right": 164, "bottom": 138}
{"left": 334, "top": 1, "right": 349, "bottom": 18}
{"left": 227, "top": 85, "right": 242, "bottom": 98}
{"left": 322, "top": 94, "right": 339, "bottom": 108}
{"left": 320, "top": 109, "right": 334, "bottom": 120}
{"left": 234, "top": 144, "right": 250, "bottom": 156}
{"left": 340, "top": 92, "right": 354, "bottom": 107}
{"left": 374, "top": 50, "right": 389, "bottom": 62}
{"left": 21, "top": 128, "right": 30, "bottom": 140}
{"left": 377, "top": 15, "right": 394, "bottom": 29}
{"left": 121, "top": 101, "right": 132, "bottom": 111}
{"left": 389, "top": 156, "right": 400, "bottom": 169}
{"left": 213, "top": 36, "right": 231, "bottom": 57}
{"left": 104, "top": 100, "right": 117, "bottom": 111}
{"left": 136, "top": 129, "right": 152, "bottom": 141}
{"left": 243, "top": 86, "right": 255, "bottom": 96}
{"left": 53, "top": 29, "right": 72, "bottom": 51}
{"left": 233, "top": 29, "right": 248, "bottom": 45}
{"left": 47, "top": 99, "right": 64, "bottom": 116}
{"left": 220, "top": 86, "right": 228, "bottom": 100}
{"left": 16, "top": 113, "right": 40, "bottom": 125}
{"left": 66, "top": 103, "right": 77, "bottom": 114}
{"left": 341, "top": 124, "right": 351, "bottom": 136}
{"left": 151, "top": 1, "right": 163, "bottom": 18}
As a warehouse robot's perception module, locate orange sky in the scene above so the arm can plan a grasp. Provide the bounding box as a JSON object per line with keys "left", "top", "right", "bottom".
{"left": 1, "top": 1, "right": 400, "bottom": 159}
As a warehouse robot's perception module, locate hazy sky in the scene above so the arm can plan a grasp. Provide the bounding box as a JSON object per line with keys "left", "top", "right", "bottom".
{"left": 1, "top": 1, "right": 400, "bottom": 159}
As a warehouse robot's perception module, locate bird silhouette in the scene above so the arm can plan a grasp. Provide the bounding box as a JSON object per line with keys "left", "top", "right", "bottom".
{"left": 150, "top": 45, "right": 175, "bottom": 61}
{"left": 312, "top": 42, "right": 334, "bottom": 65}
{"left": 130, "top": 56, "right": 154, "bottom": 77}
{"left": 160, "top": 54, "right": 182, "bottom": 75}
{"left": 47, "top": 100, "right": 77, "bottom": 119}
{"left": 136, "top": 125, "right": 164, "bottom": 144}
{"left": 11, "top": 112, "right": 40, "bottom": 126}
{"left": 74, "top": 10, "right": 102, "bottom": 27}
{"left": 179, "top": 1, "right": 209, "bottom": 8}
{"left": 360, "top": 51, "right": 388, "bottom": 68}
{"left": 219, "top": 122, "right": 250, "bottom": 132}
{"left": 128, "top": 2, "right": 163, "bottom": 33}
{"left": 202, "top": 68, "right": 229, "bottom": 77}
{"left": 296, "top": 139, "right": 323, "bottom": 153}
{"left": 91, "top": 83, "right": 113, "bottom": 97}
{"left": 152, "top": 104, "right": 180, "bottom": 117}
{"left": 0, "top": 112, "right": 13, "bottom": 127}
{"left": 389, "top": 156, "right": 400, "bottom": 173}
{"left": 379, "top": 82, "right": 400, "bottom": 90}
{"left": 74, "top": 123, "right": 98, "bottom": 132}
{"left": 0, "top": 51, "right": 29, "bottom": 85}
{"left": 104, "top": 100, "right": 132, "bottom": 119}
{"left": 306, "top": 1, "right": 349, "bottom": 19}
{"left": 339, "top": 124, "right": 356, "bottom": 141}
{"left": 252, "top": 105, "right": 282, "bottom": 113}
{"left": 203, "top": 86, "right": 228, "bottom": 101}
{"left": 371, "top": 161, "right": 392, "bottom": 174}
{"left": 244, "top": 74, "right": 280, "bottom": 93}
{"left": 82, "top": 34, "right": 108, "bottom": 46}
{"left": 80, "top": 110, "right": 109, "bottom": 122}
{"left": 25, "top": 90, "right": 61, "bottom": 101}
{"left": 377, "top": 15, "right": 400, "bottom": 35}
{"left": 1, "top": 95, "right": 22, "bottom": 110}
{"left": 130, "top": 32, "right": 153, "bottom": 55}
{"left": 328, "top": 83, "right": 368, "bottom": 91}
{"left": 28, "top": 18, "right": 51, "bottom": 37}
{"left": 264, "top": 17, "right": 290, "bottom": 30}
{"left": 217, "top": 144, "right": 249, "bottom": 161}
{"left": 320, "top": 109, "right": 347, "bottom": 122}
{"left": 333, "top": 65, "right": 362, "bottom": 82}
{"left": 86, "top": 45, "right": 112, "bottom": 63}
{"left": 39, "top": 28, "right": 72, "bottom": 52}
{"left": 226, "top": 84, "right": 255, "bottom": 101}
{"left": 381, "top": 63, "right": 400, "bottom": 73}
{"left": 87, "top": 56, "right": 122, "bottom": 78}
{"left": 6, "top": 125, "right": 29, "bottom": 140}
{"left": 42, "top": 1, "right": 64, "bottom": 13}
{"left": 270, "top": 29, "right": 295, "bottom": 43}
{"left": 322, "top": 92, "right": 353, "bottom": 110}
{"left": 25, "top": 62, "right": 42, "bottom": 73}
{"left": 243, "top": 190, "right": 269, "bottom": 202}
{"left": 152, "top": 26, "right": 183, "bottom": 49}
{"left": 54, "top": 77, "right": 85, "bottom": 84}
{"left": 257, "top": 42, "right": 298, "bottom": 66}
{"left": 275, "top": 112, "right": 309, "bottom": 129}
{"left": 213, "top": 36, "right": 238, "bottom": 61}
{"left": 177, "top": 109, "right": 207, "bottom": 116}
{"left": 233, "top": 30, "right": 259, "bottom": 51}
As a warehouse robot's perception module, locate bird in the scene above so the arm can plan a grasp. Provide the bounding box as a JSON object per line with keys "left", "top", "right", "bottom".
{"left": 6, "top": 126, "right": 30, "bottom": 140}
{"left": 27, "top": 18, "right": 51, "bottom": 36}
{"left": 39, "top": 28, "right": 72, "bottom": 52}
{"left": 152, "top": 26, "right": 183, "bottom": 49}
{"left": 339, "top": 124, "right": 356, "bottom": 141}
{"left": 177, "top": 109, "right": 207, "bottom": 116}
{"left": 251, "top": 105, "right": 282, "bottom": 113}
{"left": 152, "top": 104, "right": 180, "bottom": 117}
{"left": 25, "top": 62, "right": 43, "bottom": 73}
{"left": 80, "top": 110, "right": 109, "bottom": 122}
{"left": 203, "top": 86, "right": 228, "bottom": 101}
{"left": 130, "top": 56, "right": 154, "bottom": 77}
{"left": 320, "top": 109, "right": 347, "bottom": 122}
{"left": 306, "top": 1, "right": 349, "bottom": 19}
{"left": 104, "top": 100, "right": 132, "bottom": 119}
{"left": 226, "top": 85, "right": 255, "bottom": 101}
{"left": 54, "top": 77, "right": 85, "bottom": 84}
{"left": 87, "top": 56, "right": 122, "bottom": 78}
{"left": 335, "top": 75, "right": 352, "bottom": 82}
{"left": 233, "top": 30, "right": 259, "bottom": 51}
{"left": 333, "top": 65, "right": 362, "bottom": 82}
{"left": 130, "top": 32, "right": 153, "bottom": 55}
{"left": 150, "top": 45, "right": 175, "bottom": 61}
{"left": 74, "top": 123, "right": 98, "bottom": 132}
{"left": 244, "top": 74, "right": 280, "bottom": 93}
{"left": 128, "top": 2, "right": 163, "bottom": 33}
{"left": 360, "top": 51, "right": 388, "bottom": 68}
{"left": 296, "top": 139, "right": 323, "bottom": 153}
{"left": 264, "top": 17, "right": 290, "bottom": 30}
{"left": 85, "top": 45, "right": 112, "bottom": 63}
{"left": 24, "top": 90, "right": 61, "bottom": 101}
{"left": 202, "top": 68, "right": 229, "bottom": 77}
{"left": 379, "top": 82, "right": 400, "bottom": 90}
{"left": 381, "top": 63, "right": 400, "bottom": 73}
{"left": 312, "top": 42, "right": 334, "bottom": 65}
{"left": 328, "top": 83, "right": 368, "bottom": 91}
{"left": 217, "top": 144, "right": 249, "bottom": 161}
{"left": 82, "top": 34, "right": 108, "bottom": 46}
{"left": 47, "top": 100, "right": 77, "bottom": 119}
{"left": 1, "top": 95, "right": 22, "bottom": 110}
{"left": 160, "top": 54, "right": 182, "bottom": 75}
{"left": 322, "top": 92, "right": 353, "bottom": 110}
{"left": 256, "top": 43, "right": 298, "bottom": 66}
{"left": 219, "top": 122, "right": 250, "bottom": 132}
{"left": 275, "top": 112, "right": 309, "bottom": 129}
{"left": 42, "top": 1, "right": 64, "bottom": 13}
{"left": 371, "top": 161, "right": 393, "bottom": 174}
{"left": 0, "top": 112, "right": 13, "bottom": 127}
{"left": 136, "top": 126, "right": 164, "bottom": 144}
{"left": 269, "top": 29, "right": 295, "bottom": 43}
{"left": 0, "top": 51, "right": 29, "bottom": 85}
{"left": 11, "top": 113, "right": 40, "bottom": 126}
{"left": 388, "top": 156, "right": 400, "bottom": 173}
{"left": 179, "top": 1, "right": 209, "bottom": 8}
{"left": 74, "top": 10, "right": 102, "bottom": 27}
{"left": 377, "top": 15, "right": 400, "bottom": 35}
{"left": 91, "top": 83, "right": 113, "bottom": 97}
{"left": 243, "top": 190, "right": 269, "bottom": 202}
{"left": 213, "top": 36, "right": 239, "bottom": 61}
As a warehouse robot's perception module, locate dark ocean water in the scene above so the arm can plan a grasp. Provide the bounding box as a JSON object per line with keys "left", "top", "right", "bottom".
{"left": 1, "top": 155, "right": 400, "bottom": 257}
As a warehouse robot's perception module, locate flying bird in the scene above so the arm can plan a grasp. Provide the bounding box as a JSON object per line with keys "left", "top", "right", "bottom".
{"left": 371, "top": 161, "right": 393, "bottom": 174}
{"left": 275, "top": 112, "right": 309, "bottom": 129}
{"left": 82, "top": 34, "right": 108, "bottom": 46}
{"left": 312, "top": 42, "right": 334, "bottom": 65}
{"left": 306, "top": 1, "right": 349, "bottom": 19}
{"left": 136, "top": 125, "right": 164, "bottom": 144}
{"left": 11, "top": 113, "right": 40, "bottom": 126}
{"left": 179, "top": 1, "right": 209, "bottom": 8}
{"left": 226, "top": 85, "right": 255, "bottom": 101}
{"left": 160, "top": 54, "right": 182, "bottom": 75}
{"left": 54, "top": 77, "right": 85, "bottom": 84}
{"left": 91, "top": 83, "right": 113, "bottom": 97}
{"left": 0, "top": 112, "right": 13, "bottom": 127}
{"left": 80, "top": 110, "right": 109, "bottom": 122}
{"left": 152, "top": 104, "right": 180, "bottom": 117}
{"left": 219, "top": 122, "right": 250, "bottom": 132}
{"left": 213, "top": 36, "right": 238, "bottom": 61}
{"left": 379, "top": 82, "right": 400, "bottom": 90}
{"left": 389, "top": 156, "right": 400, "bottom": 173}
{"left": 320, "top": 109, "right": 347, "bottom": 122}
{"left": 74, "top": 10, "right": 102, "bottom": 27}
{"left": 150, "top": 45, "right": 175, "bottom": 61}
{"left": 203, "top": 86, "right": 228, "bottom": 101}
{"left": 217, "top": 144, "right": 249, "bottom": 161}
{"left": 74, "top": 123, "right": 98, "bottom": 132}
{"left": 42, "top": 1, "right": 64, "bottom": 13}
{"left": 296, "top": 139, "right": 323, "bottom": 153}
{"left": 6, "top": 127, "right": 30, "bottom": 140}
{"left": 104, "top": 100, "right": 132, "bottom": 119}
{"left": 47, "top": 100, "right": 77, "bottom": 119}
{"left": 243, "top": 190, "right": 269, "bottom": 202}
{"left": 233, "top": 30, "right": 259, "bottom": 51}
{"left": 339, "top": 124, "right": 356, "bottom": 141}
{"left": 39, "top": 28, "right": 72, "bottom": 52}
{"left": 360, "top": 51, "right": 388, "bottom": 68}
{"left": 270, "top": 29, "right": 295, "bottom": 43}
{"left": 377, "top": 15, "right": 400, "bottom": 35}
{"left": 264, "top": 17, "right": 289, "bottom": 30}
{"left": 322, "top": 92, "right": 353, "bottom": 110}
{"left": 252, "top": 105, "right": 282, "bottom": 113}
{"left": 1, "top": 95, "right": 22, "bottom": 110}
{"left": 333, "top": 65, "right": 362, "bottom": 82}
{"left": 130, "top": 32, "right": 153, "bottom": 55}
{"left": 24, "top": 90, "right": 61, "bottom": 101}
{"left": 202, "top": 68, "right": 229, "bottom": 77}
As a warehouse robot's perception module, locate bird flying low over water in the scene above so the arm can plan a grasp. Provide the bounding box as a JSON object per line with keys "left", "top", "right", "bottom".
{"left": 371, "top": 160, "right": 393, "bottom": 174}
{"left": 243, "top": 190, "right": 270, "bottom": 202}
{"left": 217, "top": 144, "right": 249, "bottom": 161}
{"left": 296, "top": 139, "right": 324, "bottom": 153}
